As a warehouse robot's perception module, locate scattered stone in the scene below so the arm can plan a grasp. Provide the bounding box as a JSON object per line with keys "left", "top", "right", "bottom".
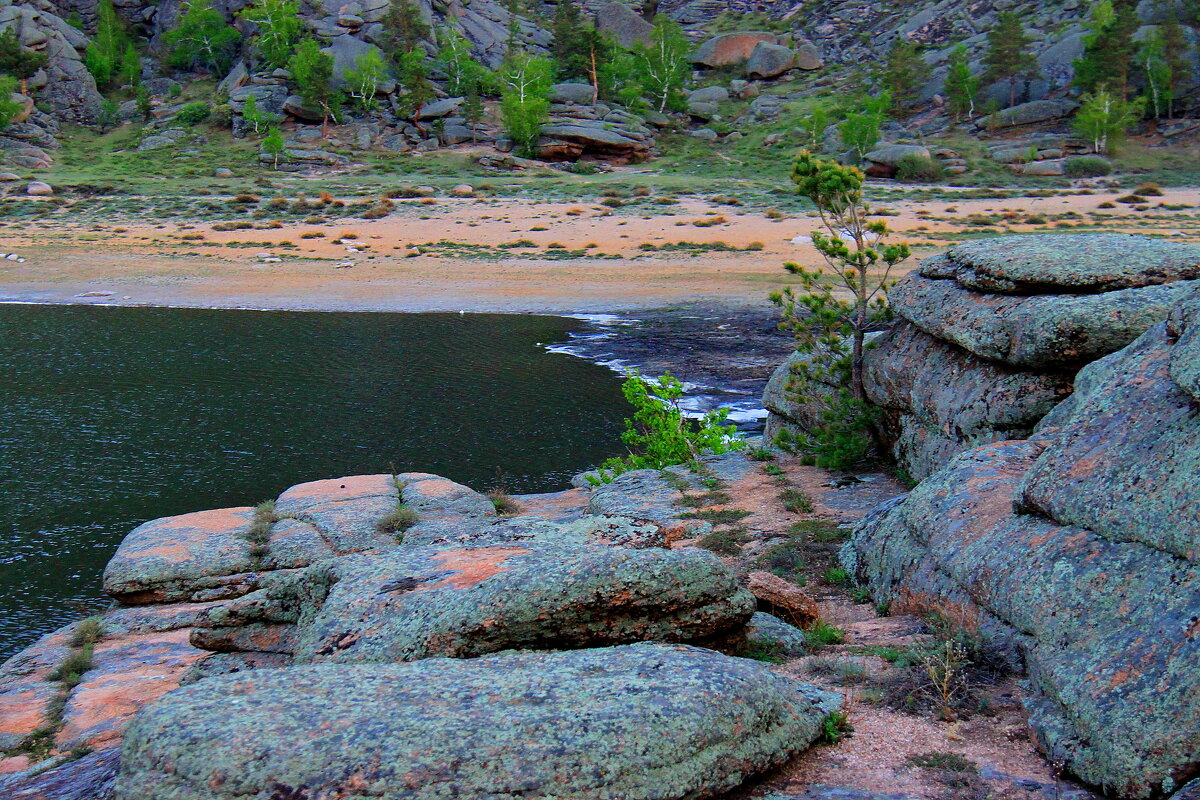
{"left": 115, "top": 643, "right": 841, "bottom": 800}
{"left": 213, "top": 167, "right": 233, "bottom": 178}
{"left": 746, "top": 41, "right": 796, "bottom": 79}
{"left": 549, "top": 82, "right": 595, "bottom": 104}
{"left": 24, "top": 180, "right": 52, "bottom": 195}
{"left": 745, "top": 611, "right": 808, "bottom": 656}
{"left": 449, "top": 183, "right": 474, "bottom": 197}
{"left": 747, "top": 570, "right": 820, "bottom": 627}
{"left": 689, "top": 85, "right": 730, "bottom": 105}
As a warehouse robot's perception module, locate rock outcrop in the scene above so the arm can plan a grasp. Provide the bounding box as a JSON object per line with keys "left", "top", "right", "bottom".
{"left": 2, "top": 452, "right": 839, "bottom": 797}
{"left": 114, "top": 643, "right": 840, "bottom": 800}
{"left": 839, "top": 234, "right": 1197, "bottom": 481}
{"left": 844, "top": 288, "right": 1200, "bottom": 798}
{"left": 0, "top": 0, "right": 103, "bottom": 124}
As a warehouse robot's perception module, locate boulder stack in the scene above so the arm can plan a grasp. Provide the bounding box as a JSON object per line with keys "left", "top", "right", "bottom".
{"left": 844, "top": 287, "right": 1200, "bottom": 799}
{"left": 864, "top": 233, "right": 1200, "bottom": 480}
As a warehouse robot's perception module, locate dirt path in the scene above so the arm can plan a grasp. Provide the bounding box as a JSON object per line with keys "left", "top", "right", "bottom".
{"left": 691, "top": 454, "right": 1101, "bottom": 800}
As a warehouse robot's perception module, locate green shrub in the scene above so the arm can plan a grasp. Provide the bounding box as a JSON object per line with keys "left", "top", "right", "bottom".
{"left": 894, "top": 153, "right": 944, "bottom": 182}
{"left": 378, "top": 506, "right": 419, "bottom": 535}
{"left": 175, "top": 101, "right": 211, "bottom": 126}
{"left": 591, "top": 372, "right": 743, "bottom": 483}
{"left": 1064, "top": 156, "right": 1112, "bottom": 177}
{"left": 820, "top": 710, "right": 853, "bottom": 743}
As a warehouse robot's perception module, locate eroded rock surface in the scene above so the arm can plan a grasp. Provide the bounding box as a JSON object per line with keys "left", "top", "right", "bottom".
{"left": 114, "top": 643, "right": 840, "bottom": 800}
{"left": 845, "top": 294, "right": 1200, "bottom": 798}
{"left": 826, "top": 234, "right": 1200, "bottom": 480}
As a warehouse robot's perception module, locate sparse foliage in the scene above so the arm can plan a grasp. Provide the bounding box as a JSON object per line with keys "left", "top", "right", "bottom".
{"left": 345, "top": 47, "right": 386, "bottom": 111}
{"left": 499, "top": 51, "right": 552, "bottom": 157}
{"left": 838, "top": 93, "right": 889, "bottom": 161}
{"left": 262, "top": 125, "right": 285, "bottom": 168}
{"left": 436, "top": 24, "right": 494, "bottom": 96}
{"left": 770, "top": 152, "right": 909, "bottom": 468}
{"left": 1074, "top": 87, "right": 1144, "bottom": 154}
{"left": 591, "top": 372, "right": 744, "bottom": 482}
{"left": 632, "top": 15, "right": 690, "bottom": 113}
{"left": 163, "top": 0, "right": 241, "bottom": 75}
{"left": 398, "top": 48, "right": 436, "bottom": 127}
{"left": 240, "top": 0, "right": 303, "bottom": 69}
{"left": 943, "top": 43, "right": 980, "bottom": 120}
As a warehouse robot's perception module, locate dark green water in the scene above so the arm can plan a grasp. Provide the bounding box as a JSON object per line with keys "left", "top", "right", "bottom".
{"left": 0, "top": 305, "right": 629, "bottom": 659}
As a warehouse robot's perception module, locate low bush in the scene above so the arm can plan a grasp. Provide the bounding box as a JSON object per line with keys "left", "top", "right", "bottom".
{"left": 1063, "top": 156, "right": 1112, "bottom": 178}
{"left": 894, "top": 153, "right": 943, "bottom": 183}
{"left": 175, "top": 101, "right": 211, "bottom": 126}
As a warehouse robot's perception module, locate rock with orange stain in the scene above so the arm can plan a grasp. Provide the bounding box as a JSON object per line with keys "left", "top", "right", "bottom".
{"left": 54, "top": 629, "right": 210, "bottom": 752}
{"left": 0, "top": 747, "right": 121, "bottom": 800}
{"left": 113, "top": 643, "right": 840, "bottom": 800}
{"left": 400, "top": 512, "right": 669, "bottom": 550}
{"left": 275, "top": 473, "right": 401, "bottom": 553}
{"left": 399, "top": 473, "right": 496, "bottom": 519}
{"left": 845, "top": 313, "right": 1200, "bottom": 800}
{"left": 746, "top": 570, "right": 821, "bottom": 628}
{"left": 0, "top": 626, "right": 73, "bottom": 751}
{"left": 191, "top": 541, "right": 755, "bottom": 664}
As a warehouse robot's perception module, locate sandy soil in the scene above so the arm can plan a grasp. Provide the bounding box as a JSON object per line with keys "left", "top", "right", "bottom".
{"left": 1, "top": 187, "right": 1197, "bottom": 313}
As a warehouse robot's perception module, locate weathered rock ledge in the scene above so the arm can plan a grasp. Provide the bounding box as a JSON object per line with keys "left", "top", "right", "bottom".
{"left": 0, "top": 452, "right": 838, "bottom": 799}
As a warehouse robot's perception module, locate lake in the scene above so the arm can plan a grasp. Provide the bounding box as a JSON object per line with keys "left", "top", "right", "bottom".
{"left": 0, "top": 305, "right": 630, "bottom": 659}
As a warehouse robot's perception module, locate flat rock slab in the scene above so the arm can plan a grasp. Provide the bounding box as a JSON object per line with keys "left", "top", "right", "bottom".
{"left": 937, "top": 234, "right": 1200, "bottom": 294}
{"left": 114, "top": 643, "right": 840, "bottom": 800}
{"left": 192, "top": 542, "right": 756, "bottom": 663}
{"left": 588, "top": 452, "right": 755, "bottom": 530}
{"left": 400, "top": 513, "right": 669, "bottom": 549}
{"left": 891, "top": 270, "right": 1196, "bottom": 368}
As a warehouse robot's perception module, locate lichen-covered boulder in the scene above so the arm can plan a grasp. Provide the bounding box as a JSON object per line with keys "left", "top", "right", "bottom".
{"left": 890, "top": 269, "right": 1197, "bottom": 369}
{"left": 692, "top": 31, "right": 778, "bottom": 67}
{"left": 114, "top": 643, "right": 841, "bottom": 800}
{"left": 845, "top": 309, "right": 1200, "bottom": 797}
{"left": 847, "top": 234, "right": 1200, "bottom": 480}
{"left": 191, "top": 541, "right": 756, "bottom": 662}
{"left": 937, "top": 233, "right": 1200, "bottom": 294}
{"left": 864, "top": 321, "right": 1071, "bottom": 481}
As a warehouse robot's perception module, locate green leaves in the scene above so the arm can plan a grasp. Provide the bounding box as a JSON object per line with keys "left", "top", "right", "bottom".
{"left": 163, "top": 0, "right": 241, "bottom": 75}
{"left": 289, "top": 38, "right": 342, "bottom": 128}
{"left": 595, "top": 372, "right": 744, "bottom": 482}
{"left": 240, "top": 0, "right": 302, "bottom": 69}
{"left": 499, "top": 53, "right": 553, "bottom": 157}
{"left": 0, "top": 76, "right": 22, "bottom": 130}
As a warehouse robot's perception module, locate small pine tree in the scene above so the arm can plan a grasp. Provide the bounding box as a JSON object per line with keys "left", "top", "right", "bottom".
{"left": 380, "top": 0, "right": 429, "bottom": 63}
{"left": 550, "top": 0, "right": 589, "bottom": 80}
{"left": 0, "top": 76, "right": 23, "bottom": 130}
{"left": 397, "top": 49, "right": 436, "bottom": 130}
{"left": 944, "top": 43, "right": 980, "bottom": 120}
{"left": 1160, "top": 18, "right": 1190, "bottom": 119}
{"left": 0, "top": 27, "right": 48, "bottom": 94}
{"left": 1073, "top": 0, "right": 1139, "bottom": 97}
{"left": 879, "top": 38, "right": 930, "bottom": 115}
{"left": 289, "top": 38, "right": 342, "bottom": 134}
{"left": 262, "top": 125, "right": 285, "bottom": 168}
{"left": 164, "top": 0, "right": 241, "bottom": 75}
{"left": 769, "top": 151, "right": 910, "bottom": 468}
{"left": 134, "top": 83, "right": 152, "bottom": 119}
{"left": 83, "top": 0, "right": 129, "bottom": 89}
{"left": 345, "top": 48, "right": 385, "bottom": 112}
{"left": 499, "top": 52, "right": 552, "bottom": 157}
{"left": 461, "top": 78, "right": 484, "bottom": 143}
{"left": 1074, "top": 88, "right": 1145, "bottom": 153}
{"left": 982, "top": 10, "right": 1041, "bottom": 107}
{"left": 632, "top": 15, "right": 689, "bottom": 113}
{"left": 240, "top": 0, "right": 302, "bottom": 69}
